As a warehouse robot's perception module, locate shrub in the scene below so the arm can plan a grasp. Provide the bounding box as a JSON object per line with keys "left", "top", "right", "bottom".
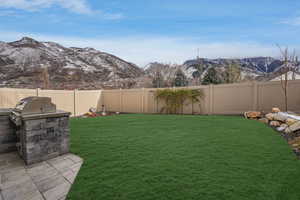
{"left": 155, "top": 88, "right": 204, "bottom": 114}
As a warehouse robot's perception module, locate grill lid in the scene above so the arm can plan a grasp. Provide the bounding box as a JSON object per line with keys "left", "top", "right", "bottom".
{"left": 14, "top": 97, "right": 56, "bottom": 115}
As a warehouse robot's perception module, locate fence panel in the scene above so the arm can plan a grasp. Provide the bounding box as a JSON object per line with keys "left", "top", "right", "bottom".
{"left": 76, "top": 90, "right": 102, "bottom": 116}
{"left": 258, "top": 80, "right": 300, "bottom": 113}
{"left": 101, "top": 90, "right": 121, "bottom": 112}
{"left": 38, "top": 90, "right": 75, "bottom": 115}
{"left": 0, "top": 88, "right": 36, "bottom": 108}
{"left": 213, "top": 83, "right": 254, "bottom": 114}
{"left": 121, "top": 89, "right": 143, "bottom": 113}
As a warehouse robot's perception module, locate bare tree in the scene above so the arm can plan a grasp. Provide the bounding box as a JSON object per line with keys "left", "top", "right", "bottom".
{"left": 147, "top": 63, "right": 182, "bottom": 88}
{"left": 277, "top": 45, "right": 298, "bottom": 112}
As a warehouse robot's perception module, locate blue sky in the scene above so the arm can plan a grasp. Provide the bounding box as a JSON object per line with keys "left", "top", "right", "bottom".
{"left": 0, "top": 0, "right": 299, "bottom": 66}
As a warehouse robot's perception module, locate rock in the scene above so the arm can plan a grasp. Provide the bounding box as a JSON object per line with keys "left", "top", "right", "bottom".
{"left": 273, "top": 112, "right": 288, "bottom": 122}
{"left": 270, "top": 121, "right": 281, "bottom": 127}
{"left": 292, "top": 143, "right": 300, "bottom": 148}
{"left": 244, "top": 111, "right": 261, "bottom": 119}
{"left": 277, "top": 124, "right": 288, "bottom": 132}
{"left": 288, "top": 137, "right": 300, "bottom": 145}
{"left": 286, "top": 118, "right": 298, "bottom": 126}
{"left": 258, "top": 118, "right": 269, "bottom": 124}
{"left": 272, "top": 107, "right": 281, "bottom": 113}
{"left": 285, "top": 121, "right": 300, "bottom": 134}
{"left": 85, "top": 112, "right": 96, "bottom": 117}
{"left": 89, "top": 107, "right": 97, "bottom": 113}
{"left": 265, "top": 113, "right": 275, "bottom": 121}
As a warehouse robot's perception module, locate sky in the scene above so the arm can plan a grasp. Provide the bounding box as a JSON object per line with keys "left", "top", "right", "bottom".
{"left": 0, "top": 0, "right": 300, "bottom": 67}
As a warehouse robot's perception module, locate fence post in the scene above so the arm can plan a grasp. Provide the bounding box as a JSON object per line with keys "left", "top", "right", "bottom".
{"left": 253, "top": 81, "right": 258, "bottom": 111}
{"left": 119, "top": 88, "right": 123, "bottom": 113}
{"left": 36, "top": 88, "right": 40, "bottom": 97}
{"left": 73, "top": 89, "right": 78, "bottom": 117}
{"left": 145, "top": 89, "right": 149, "bottom": 113}
{"left": 209, "top": 84, "right": 214, "bottom": 115}
{"left": 141, "top": 88, "right": 145, "bottom": 113}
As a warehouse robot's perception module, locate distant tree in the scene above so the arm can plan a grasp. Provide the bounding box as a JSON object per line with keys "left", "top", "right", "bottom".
{"left": 224, "top": 62, "right": 241, "bottom": 83}
{"left": 148, "top": 62, "right": 174, "bottom": 88}
{"left": 174, "top": 69, "right": 188, "bottom": 87}
{"left": 152, "top": 71, "right": 164, "bottom": 88}
{"left": 202, "top": 67, "right": 222, "bottom": 85}
{"left": 190, "top": 62, "right": 205, "bottom": 85}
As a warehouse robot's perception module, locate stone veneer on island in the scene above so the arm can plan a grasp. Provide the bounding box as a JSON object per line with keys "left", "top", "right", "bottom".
{"left": 15, "top": 111, "right": 71, "bottom": 165}
{"left": 0, "top": 109, "right": 17, "bottom": 153}
{"left": 0, "top": 97, "right": 71, "bottom": 165}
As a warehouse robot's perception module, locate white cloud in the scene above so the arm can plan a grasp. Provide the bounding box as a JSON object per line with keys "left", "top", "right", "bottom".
{"left": 0, "top": 0, "right": 123, "bottom": 18}
{"left": 0, "top": 31, "right": 291, "bottom": 67}
{"left": 0, "top": 0, "right": 91, "bottom": 14}
{"left": 0, "top": 10, "right": 19, "bottom": 17}
{"left": 280, "top": 16, "right": 300, "bottom": 26}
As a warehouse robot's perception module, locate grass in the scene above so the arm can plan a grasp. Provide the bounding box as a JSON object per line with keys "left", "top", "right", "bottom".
{"left": 67, "top": 114, "right": 300, "bottom": 200}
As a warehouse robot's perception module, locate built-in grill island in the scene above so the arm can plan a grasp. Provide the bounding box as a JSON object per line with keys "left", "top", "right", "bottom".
{"left": 9, "top": 97, "right": 71, "bottom": 165}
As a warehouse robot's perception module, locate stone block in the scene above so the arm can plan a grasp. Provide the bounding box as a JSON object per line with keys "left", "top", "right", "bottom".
{"left": 0, "top": 134, "right": 17, "bottom": 144}
{"left": 16, "top": 114, "right": 70, "bottom": 165}
{"left": 25, "top": 119, "right": 46, "bottom": 131}
{"left": 0, "top": 112, "right": 17, "bottom": 154}
{"left": 42, "top": 180, "right": 71, "bottom": 200}
{"left": 0, "top": 143, "right": 17, "bottom": 154}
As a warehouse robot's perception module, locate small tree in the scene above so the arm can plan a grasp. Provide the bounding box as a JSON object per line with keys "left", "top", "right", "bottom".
{"left": 277, "top": 46, "right": 298, "bottom": 112}
{"left": 202, "top": 67, "right": 222, "bottom": 85}
{"left": 190, "top": 62, "right": 205, "bottom": 86}
{"left": 174, "top": 69, "right": 188, "bottom": 87}
{"left": 155, "top": 88, "right": 204, "bottom": 114}
{"left": 188, "top": 89, "right": 205, "bottom": 114}
{"left": 225, "top": 62, "right": 241, "bottom": 83}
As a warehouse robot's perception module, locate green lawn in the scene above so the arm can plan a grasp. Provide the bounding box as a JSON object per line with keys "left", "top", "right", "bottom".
{"left": 67, "top": 115, "right": 300, "bottom": 200}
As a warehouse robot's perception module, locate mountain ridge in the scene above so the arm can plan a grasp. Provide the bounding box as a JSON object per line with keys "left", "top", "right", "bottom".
{"left": 0, "top": 37, "right": 143, "bottom": 89}
{"left": 0, "top": 37, "right": 298, "bottom": 89}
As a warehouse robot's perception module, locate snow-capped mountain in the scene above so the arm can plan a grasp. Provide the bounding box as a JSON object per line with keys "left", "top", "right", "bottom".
{"left": 0, "top": 37, "right": 143, "bottom": 89}
{"left": 182, "top": 57, "right": 283, "bottom": 77}
{"left": 1, "top": 37, "right": 298, "bottom": 89}
{"left": 145, "top": 57, "right": 299, "bottom": 84}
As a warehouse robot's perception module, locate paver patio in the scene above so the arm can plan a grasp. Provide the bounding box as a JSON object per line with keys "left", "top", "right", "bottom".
{"left": 0, "top": 152, "right": 83, "bottom": 200}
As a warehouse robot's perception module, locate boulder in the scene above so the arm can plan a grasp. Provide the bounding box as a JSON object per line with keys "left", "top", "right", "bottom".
{"left": 277, "top": 124, "right": 288, "bottom": 132}
{"left": 89, "top": 107, "right": 97, "bottom": 113}
{"left": 266, "top": 113, "right": 275, "bottom": 121}
{"left": 288, "top": 137, "right": 300, "bottom": 145}
{"left": 85, "top": 112, "right": 97, "bottom": 117}
{"left": 286, "top": 118, "right": 298, "bottom": 126}
{"left": 258, "top": 118, "right": 269, "bottom": 124}
{"left": 270, "top": 121, "right": 281, "bottom": 127}
{"left": 272, "top": 108, "right": 281, "bottom": 113}
{"left": 273, "top": 112, "right": 288, "bottom": 122}
{"left": 285, "top": 121, "right": 300, "bottom": 134}
{"left": 244, "top": 111, "right": 261, "bottom": 119}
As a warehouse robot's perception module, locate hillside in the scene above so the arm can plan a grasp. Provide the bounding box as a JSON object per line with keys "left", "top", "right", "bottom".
{"left": 0, "top": 37, "right": 143, "bottom": 89}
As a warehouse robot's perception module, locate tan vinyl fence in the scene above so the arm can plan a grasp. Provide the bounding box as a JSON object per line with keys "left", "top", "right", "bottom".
{"left": 0, "top": 80, "right": 300, "bottom": 116}
{"left": 0, "top": 88, "right": 102, "bottom": 116}
{"left": 101, "top": 80, "right": 300, "bottom": 115}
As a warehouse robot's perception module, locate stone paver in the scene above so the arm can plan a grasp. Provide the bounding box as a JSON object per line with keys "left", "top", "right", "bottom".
{"left": 0, "top": 152, "right": 83, "bottom": 200}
